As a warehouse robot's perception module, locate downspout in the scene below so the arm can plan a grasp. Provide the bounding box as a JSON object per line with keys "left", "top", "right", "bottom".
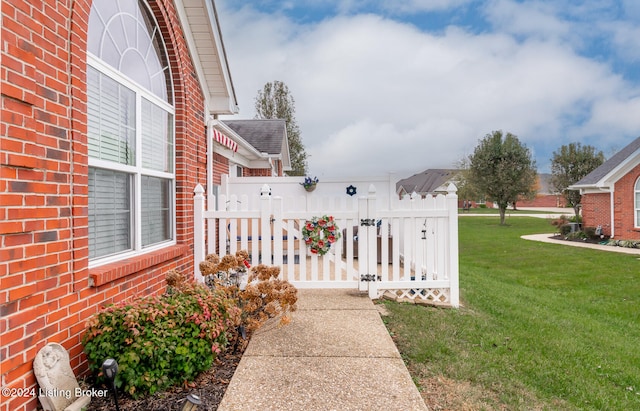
{"left": 68, "top": 0, "right": 77, "bottom": 291}
{"left": 206, "top": 115, "right": 217, "bottom": 212}
{"left": 610, "top": 188, "right": 615, "bottom": 238}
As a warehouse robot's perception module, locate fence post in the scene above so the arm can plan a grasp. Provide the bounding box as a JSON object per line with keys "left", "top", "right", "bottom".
{"left": 358, "top": 194, "right": 368, "bottom": 292}
{"left": 194, "top": 184, "right": 205, "bottom": 282}
{"left": 446, "top": 183, "right": 459, "bottom": 307}
{"left": 260, "top": 184, "right": 272, "bottom": 264}
{"left": 367, "top": 184, "right": 378, "bottom": 299}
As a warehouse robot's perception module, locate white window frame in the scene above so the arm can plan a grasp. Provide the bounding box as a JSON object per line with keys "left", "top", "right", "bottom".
{"left": 87, "top": 48, "right": 175, "bottom": 267}
{"left": 635, "top": 176, "right": 640, "bottom": 228}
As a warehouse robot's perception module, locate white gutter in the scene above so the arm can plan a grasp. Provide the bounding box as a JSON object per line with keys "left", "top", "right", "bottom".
{"left": 610, "top": 189, "right": 615, "bottom": 238}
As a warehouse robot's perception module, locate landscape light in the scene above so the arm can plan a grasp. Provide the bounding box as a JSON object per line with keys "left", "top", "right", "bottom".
{"left": 181, "top": 393, "right": 202, "bottom": 411}
{"left": 102, "top": 358, "right": 120, "bottom": 411}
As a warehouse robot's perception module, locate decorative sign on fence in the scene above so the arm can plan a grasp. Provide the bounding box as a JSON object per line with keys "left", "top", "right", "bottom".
{"left": 302, "top": 215, "right": 341, "bottom": 255}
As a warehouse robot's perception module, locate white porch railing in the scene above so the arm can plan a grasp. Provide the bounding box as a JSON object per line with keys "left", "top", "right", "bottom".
{"left": 194, "top": 181, "right": 459, "bottom": 307}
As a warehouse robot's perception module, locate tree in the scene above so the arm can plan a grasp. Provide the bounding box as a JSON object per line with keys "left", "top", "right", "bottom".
{"left": 468, "top": 130, "right": 537, "bottom": 225}
{"left": 453, "top": 156, "right": 482, "bottom": 205}
{"left": 254, "top": 81, "right": 308, "bottom": 176}
{"left": 550, "top": 142, "right": 605, "bottom": 216}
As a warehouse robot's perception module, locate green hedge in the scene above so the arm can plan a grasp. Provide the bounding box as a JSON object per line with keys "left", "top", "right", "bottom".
{"left": 82, "top": 282, "right": 235, "bottom": 398}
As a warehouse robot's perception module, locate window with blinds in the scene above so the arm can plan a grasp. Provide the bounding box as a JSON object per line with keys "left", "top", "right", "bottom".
{"left": 634, "top": 178, "right": 640, "bottom": 228}
{"left": 87, "top": 0, "right": 174, "bottom": 264}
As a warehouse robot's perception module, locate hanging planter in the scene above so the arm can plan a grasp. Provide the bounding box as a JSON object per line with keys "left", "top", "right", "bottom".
{"left": 300, "top": 176, "right": 319, "bottom": 192}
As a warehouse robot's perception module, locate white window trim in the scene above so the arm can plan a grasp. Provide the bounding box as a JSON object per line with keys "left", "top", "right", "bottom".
{"left": 88, "top": 54, "right": 176, "bottom": 269}
{"left": 635, "top": 176, "right": 640, "bottom": 228}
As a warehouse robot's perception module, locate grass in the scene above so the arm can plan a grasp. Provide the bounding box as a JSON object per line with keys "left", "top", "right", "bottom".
{"left": 459, "top": 207, "right": 566, "bottom": 215}
{"left": 383, "top": 217, "right": 640, "bottom": 410}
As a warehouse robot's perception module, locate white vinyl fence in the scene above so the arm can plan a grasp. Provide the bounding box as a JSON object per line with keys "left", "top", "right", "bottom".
{"left": 194, "top": 181, "right": 459, "bottom": 307}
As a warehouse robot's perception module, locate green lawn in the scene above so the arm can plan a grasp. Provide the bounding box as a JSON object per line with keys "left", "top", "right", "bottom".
{"left": 383, "top": 217, "right": 640, "bottom": 410}
{"left": 460, "top": 207, "right": 567, "bottom": 215}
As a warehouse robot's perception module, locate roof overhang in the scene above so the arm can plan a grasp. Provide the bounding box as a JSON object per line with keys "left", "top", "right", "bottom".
{"left": 281, "top": 128, "right": 292, "bottom": 171}
{"left": 209, "top": 120, "right": 277, "bottom": 169}
{"left": 569, "top": 146, "right": 640, "bottom": 194}
{"left": 175, "top": 0, "right": 239, "bottom": 115}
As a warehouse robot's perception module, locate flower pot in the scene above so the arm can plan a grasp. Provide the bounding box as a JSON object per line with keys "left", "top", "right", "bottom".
{"left": 304, "top": 185, "right": 316, "bottom": 192}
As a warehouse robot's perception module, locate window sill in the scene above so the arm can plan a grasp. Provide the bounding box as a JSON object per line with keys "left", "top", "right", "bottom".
{"left": 89, "top": 244, "right": 189, "bottom": 287}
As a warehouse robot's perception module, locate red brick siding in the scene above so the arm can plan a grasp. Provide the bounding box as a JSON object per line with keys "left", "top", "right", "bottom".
{"left": 517, "top": 194, "right": 567, "bottom": 208}
{"left": 247, "top": 168, "right": 272, "bottom": 177}
{"left": 213, "top": 152, "right": 229, "bottom": 185}
{"left": 581, "top": 166, "right": 640, "bottom": 240}
{"left": 612, "top": 165, "right": 640, "bottom": 240}
{"left": 0, "top": 1, "right": 208, "bottom": 410}
{"left": 581, "top": 192, "right": 612, "bottom": 236}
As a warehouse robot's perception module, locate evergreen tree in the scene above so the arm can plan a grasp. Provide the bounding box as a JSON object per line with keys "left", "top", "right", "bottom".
{"left": 254, "top": 81, "right": 308, "bottom": 176}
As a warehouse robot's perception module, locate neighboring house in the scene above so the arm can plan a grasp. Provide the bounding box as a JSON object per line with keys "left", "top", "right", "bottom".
{"left": 396, "top": 169, "right": 460, "bottom": 197}
{"left": 397, "top": 169, "right": 482, "bottom": 208}
{"left": 570, "top": 137, "right": 640, "bottom": 239}
{"left": 517, "top": 173, "right": 567, "bottom": 208}
{"left": 222, "top": 119, "right": 291, "bottom": 177}
{"left": 0, "top": 1, "right": 239, "bottom": 410}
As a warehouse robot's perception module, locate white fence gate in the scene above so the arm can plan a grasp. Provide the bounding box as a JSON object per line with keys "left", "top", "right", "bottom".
{"left": 194, "top": 183, "right": 459, "bottom": 307}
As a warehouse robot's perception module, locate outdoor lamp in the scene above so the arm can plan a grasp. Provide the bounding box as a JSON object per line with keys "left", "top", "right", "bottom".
{"left": 181, "top": 393, "right": 202, "bottom": 411}
{"left": 102, "top": 358, "right": 120, "bottom": 411}
{"left": 102, "top": 358, "right": 118, "bottom": 380}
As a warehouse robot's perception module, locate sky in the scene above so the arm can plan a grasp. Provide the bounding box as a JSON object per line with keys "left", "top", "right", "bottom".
{"left": 216, "top": 0, "right": 640, "bottom": 179}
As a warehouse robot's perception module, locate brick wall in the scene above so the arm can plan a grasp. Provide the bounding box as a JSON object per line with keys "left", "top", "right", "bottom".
{"left": 581, "top": 192, "right": 612, "bottom": 236}
{"left": 213, "top": 152, "right": 230, "bottom": 185}
{"left": 0, "top": 1, "right": 207, "bottom": 410}
{"left": 246, "top": 168, "right": 272, "bottom": 177}
{"left": 581, "top": 167, "right": 640, "bottom": 240}
{"left": 612, "top": 165, "right": 640, "bottom": 240}
{"left": 517, "top": 194, "right": 567, "bottom": 208}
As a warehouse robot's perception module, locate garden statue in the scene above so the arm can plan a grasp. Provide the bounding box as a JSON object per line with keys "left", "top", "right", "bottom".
{"left": 33, "top": 343, "right": 91, "bottom": 411}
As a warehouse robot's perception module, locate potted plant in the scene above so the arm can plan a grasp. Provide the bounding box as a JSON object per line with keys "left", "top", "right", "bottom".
{"left": 301, "top": 176, "right": 319, "bottom": 192}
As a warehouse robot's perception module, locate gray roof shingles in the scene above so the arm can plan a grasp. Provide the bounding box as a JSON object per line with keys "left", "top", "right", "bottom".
{"left": 573, "top": 136, "right": 640, "bottom": 186}
{"left": 396, "top": 169, "right": 458, "bottom": 194}
{"left": 222, "top": 119, "right": 286, "bottom": 155}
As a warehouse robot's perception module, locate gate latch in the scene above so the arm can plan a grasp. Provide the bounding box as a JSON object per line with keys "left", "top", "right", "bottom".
{"left": 360, "top": 219, "right": 376, "bottom": 227}
{"left": 360, "top": 274, "right": 381, "bottom": 282}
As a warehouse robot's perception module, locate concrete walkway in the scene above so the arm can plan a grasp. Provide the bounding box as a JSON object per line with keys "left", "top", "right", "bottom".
{"left": 218, "top": 289, "right": 428, "bottom": 411}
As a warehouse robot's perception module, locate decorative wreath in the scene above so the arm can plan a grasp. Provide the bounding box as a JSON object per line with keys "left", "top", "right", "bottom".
{"left": 302, "top": 215, "right": 341, "bottom": 256}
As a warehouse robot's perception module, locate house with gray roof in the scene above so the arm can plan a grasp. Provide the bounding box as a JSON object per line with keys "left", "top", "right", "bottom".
{"left": 396, "top": 169, "right": 460, "bottom": 197}
{"left": 570, "top": 136, "right": 640, "bottom": 239}
{"left": 211, "top": 119, "right": 291, "bottom": 178}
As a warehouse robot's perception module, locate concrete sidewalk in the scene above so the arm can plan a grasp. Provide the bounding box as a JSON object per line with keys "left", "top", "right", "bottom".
{"left": 218, "top": 289, "right": 428, "bottom": 411}
{"left": 522, "top": 233, "right": 640, "bottom": 255}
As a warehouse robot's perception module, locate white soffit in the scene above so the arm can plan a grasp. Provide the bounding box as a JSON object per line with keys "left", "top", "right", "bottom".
{"left": 175, "top": 0, "right": 238, "bottom": 115}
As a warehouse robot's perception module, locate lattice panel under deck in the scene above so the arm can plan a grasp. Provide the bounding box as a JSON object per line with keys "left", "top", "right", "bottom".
{"left": 379, "top": 288, "right": 451, "bottom": 305}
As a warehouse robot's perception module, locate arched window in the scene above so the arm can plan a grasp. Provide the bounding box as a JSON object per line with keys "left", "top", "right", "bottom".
{"left": 87, "top": 0, "right": 175, "bottom": 263}
{"left": 635, "top": 177, "right": 640, "bottom": 228}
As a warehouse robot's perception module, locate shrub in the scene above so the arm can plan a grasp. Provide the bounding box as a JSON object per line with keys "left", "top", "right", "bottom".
{"left": 559, "top": 224, "right": 572, "bottom": 236}
{"left": 82, "top": 272, "right": 236, "bottom": 398}
{"left": 606, "top": 239, "right": 640, "bottom": 248}
{"left": 199, "top": 251, "right": 298, "bottom": 349}
{"left": 550, "top": 215, "right": 569, "bottom": 229}
{"left": 583, "top": 226, "right": 598, "bottom": 240}
{"left": 565, "top": 230, "right": 587, "bottom": 240}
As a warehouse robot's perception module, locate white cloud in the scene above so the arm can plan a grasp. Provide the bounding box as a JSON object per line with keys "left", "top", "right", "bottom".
{"left": 484, "top": 0, "right": 570, "bottom": 40}
{"left": 217, "top": 0, "right": 640, "bottom": 177}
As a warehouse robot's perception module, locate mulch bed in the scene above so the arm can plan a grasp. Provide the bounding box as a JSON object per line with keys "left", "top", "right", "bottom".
{"left": 84, "top": 348, "right": 244, "bottom": 411}
{"left": 549, "top": 234, "right": 608, "bottom": 245}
